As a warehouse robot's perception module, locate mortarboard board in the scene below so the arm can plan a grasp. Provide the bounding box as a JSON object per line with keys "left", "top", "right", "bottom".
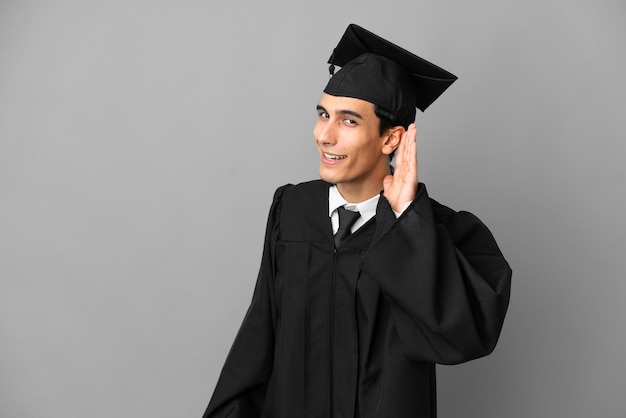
{"left": 324, "top": 24, "right": 457, "bottom": 127}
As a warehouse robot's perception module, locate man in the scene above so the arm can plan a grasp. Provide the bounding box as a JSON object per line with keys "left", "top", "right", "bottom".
{"left": 203, "top": 24, "right": 511, "bottom": 418}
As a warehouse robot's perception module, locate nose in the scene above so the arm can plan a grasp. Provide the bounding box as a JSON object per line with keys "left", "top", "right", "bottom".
{"left": 315, "top": 120, "right": 337, "bottom": 146}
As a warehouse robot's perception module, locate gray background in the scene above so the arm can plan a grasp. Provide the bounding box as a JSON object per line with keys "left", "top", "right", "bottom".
{"left": 1, "top": 1, "right": 624, "bottom": 417}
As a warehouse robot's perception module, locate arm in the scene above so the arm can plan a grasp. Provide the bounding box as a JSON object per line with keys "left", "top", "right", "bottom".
{"left": 203, "top": 185, "right": 289, "bottom": 418}
{"left": 363, "top": 187, "right": 511, "bottom": 365}
{"left": 368, "top": 127, "right": 511, "bottom": 364}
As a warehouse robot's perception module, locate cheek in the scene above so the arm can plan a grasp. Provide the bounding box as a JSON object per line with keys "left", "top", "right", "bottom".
{"left": 360, "top": 141, "right": 382, "bottom": 160}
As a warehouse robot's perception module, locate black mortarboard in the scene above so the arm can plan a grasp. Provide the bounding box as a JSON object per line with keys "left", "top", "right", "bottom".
{"left": 324, "top": 24, "right": 457, "bottom": 127}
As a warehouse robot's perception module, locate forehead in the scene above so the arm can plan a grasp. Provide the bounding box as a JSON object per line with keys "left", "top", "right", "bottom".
{"left": 318, "top": 93, "right": 376, "bottom": 117}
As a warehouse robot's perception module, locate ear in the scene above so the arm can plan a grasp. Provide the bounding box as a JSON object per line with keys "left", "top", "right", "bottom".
{"left": 381, "top": 126, "right": 405, "bottom": 155}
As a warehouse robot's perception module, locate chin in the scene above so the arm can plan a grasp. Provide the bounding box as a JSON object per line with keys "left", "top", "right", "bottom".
{"left": 319, "top": 167, "right": 340, "bottom": 185}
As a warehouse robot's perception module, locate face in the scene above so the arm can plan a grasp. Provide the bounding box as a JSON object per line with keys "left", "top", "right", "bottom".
{"left": 314, "top": 93, "right": 395, "bottom": 200}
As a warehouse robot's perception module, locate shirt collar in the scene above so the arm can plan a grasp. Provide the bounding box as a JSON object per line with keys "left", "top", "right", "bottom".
{"left": 328, "top": 184, "right": 379, "bottom": 223}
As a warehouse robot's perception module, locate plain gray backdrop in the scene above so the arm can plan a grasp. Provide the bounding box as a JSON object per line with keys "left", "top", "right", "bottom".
{"left": 1, "top": 1, "right": 625, "bottom": 417}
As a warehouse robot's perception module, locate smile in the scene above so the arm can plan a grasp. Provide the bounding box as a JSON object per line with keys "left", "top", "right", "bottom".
{"left": 324, "top": 152, "right": 347, "bottom": 160}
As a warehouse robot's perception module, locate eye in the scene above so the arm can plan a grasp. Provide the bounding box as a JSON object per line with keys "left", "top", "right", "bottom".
{"left": 344, "top": 118, "right": 358, "bottom": 126}
{"left": 318, "top": 111, "right": 329, "bottom": 119}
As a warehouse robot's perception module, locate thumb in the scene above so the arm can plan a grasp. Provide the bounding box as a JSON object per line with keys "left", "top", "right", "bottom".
{"left": 382, "top": 174, "right": 394, "bottom": 193}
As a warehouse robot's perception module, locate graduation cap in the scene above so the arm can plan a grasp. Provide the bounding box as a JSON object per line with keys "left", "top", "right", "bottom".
{"left": 324, "top": 24, "right": 457, "bottom": 127}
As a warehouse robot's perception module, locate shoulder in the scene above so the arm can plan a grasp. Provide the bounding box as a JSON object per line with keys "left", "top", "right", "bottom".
{"left": 268, "top": 179, "right": 330, "bottom": 218}
{"left": 427, "top": 195, "right": 503, "bottom": 252}
{"left": 273, "top": 179, "right": 329, "bottom": 204}
{"left": 281, "top": 179, "right": 329, "bottom": 194}
{"left": 429, "top": 197, "right": 461, "bottom": 222}
{"left": 269, "top": 180, "right": 332, "bottom": 242}
{"left": 429, "top": 197, "right": 483, "bottom": 229}
{"left": 415, "top": 183, "right": 480, "bottom": 226}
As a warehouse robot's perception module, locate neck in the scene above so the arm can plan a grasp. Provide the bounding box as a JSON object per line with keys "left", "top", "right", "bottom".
{"left": 336, "top": 163, "right": 391, "bottom": 203}
{"left": 336, "top": 183, "right": 381, "bottom": 203}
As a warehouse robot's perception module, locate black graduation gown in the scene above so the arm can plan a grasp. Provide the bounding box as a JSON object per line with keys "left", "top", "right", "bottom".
{"left": 203, "top": 180, "right": 511, "bottom": 418}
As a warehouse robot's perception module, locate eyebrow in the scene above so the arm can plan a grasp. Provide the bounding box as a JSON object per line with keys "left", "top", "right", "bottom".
{"left": 316, "top": 105, "right": 364, "bottom": 120}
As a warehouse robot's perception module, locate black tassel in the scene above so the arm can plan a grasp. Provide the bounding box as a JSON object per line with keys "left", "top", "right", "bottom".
{"left": 328, "top": 49, "right": 336, "bottom": 78}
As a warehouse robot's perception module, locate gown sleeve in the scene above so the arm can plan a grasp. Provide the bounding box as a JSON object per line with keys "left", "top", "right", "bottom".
{"left": 360, "top": 183, "right": 512, "bottom": 365}
{"left": 202, "top": 185, "right": 289, "bottom": 418}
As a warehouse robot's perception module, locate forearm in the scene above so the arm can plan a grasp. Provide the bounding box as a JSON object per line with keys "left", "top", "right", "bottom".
{"left": 361, "top": 185, "right": 511, "bottom": 364}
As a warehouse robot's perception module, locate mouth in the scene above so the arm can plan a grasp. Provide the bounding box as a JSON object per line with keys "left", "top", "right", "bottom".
{"left": 323, "top": 152, "right": 347, "bottom": 161}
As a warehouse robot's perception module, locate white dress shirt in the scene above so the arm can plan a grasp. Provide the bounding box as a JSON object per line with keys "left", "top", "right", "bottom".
{"left": 328, "top": 185, "right": 410, "bottom": 234}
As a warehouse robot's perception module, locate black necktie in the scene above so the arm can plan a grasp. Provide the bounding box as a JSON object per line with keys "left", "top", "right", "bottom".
{"left": 334, "top": 206, "right": 360, "bottom": 248}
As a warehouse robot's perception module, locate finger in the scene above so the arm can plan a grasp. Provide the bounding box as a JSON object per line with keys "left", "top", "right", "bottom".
{"left": 382, "top": 174, "right": 394, "bottom": 193}
{"left": 401, "top": 125, "right": 414, "bottom": 171}
{"left": 406, "top": 124, "right": 417, "bottom": 169}
{"left": 410, "top": 125, "right": 418, "bottom": 180}
{"left": 396, "top": 125, "right": 412, "bottom": 169}
{"left": 395, "top": 130, "right": 406, "bottom": 168}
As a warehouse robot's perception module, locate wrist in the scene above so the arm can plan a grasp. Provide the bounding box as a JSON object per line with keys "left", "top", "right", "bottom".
{"left": 392, "top": 200, "right": 413, "bottom": 218}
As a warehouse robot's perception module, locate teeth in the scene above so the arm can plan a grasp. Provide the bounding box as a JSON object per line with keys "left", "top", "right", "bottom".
{"left": 324, "top": 153, "right": 347, "bottom": 160}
